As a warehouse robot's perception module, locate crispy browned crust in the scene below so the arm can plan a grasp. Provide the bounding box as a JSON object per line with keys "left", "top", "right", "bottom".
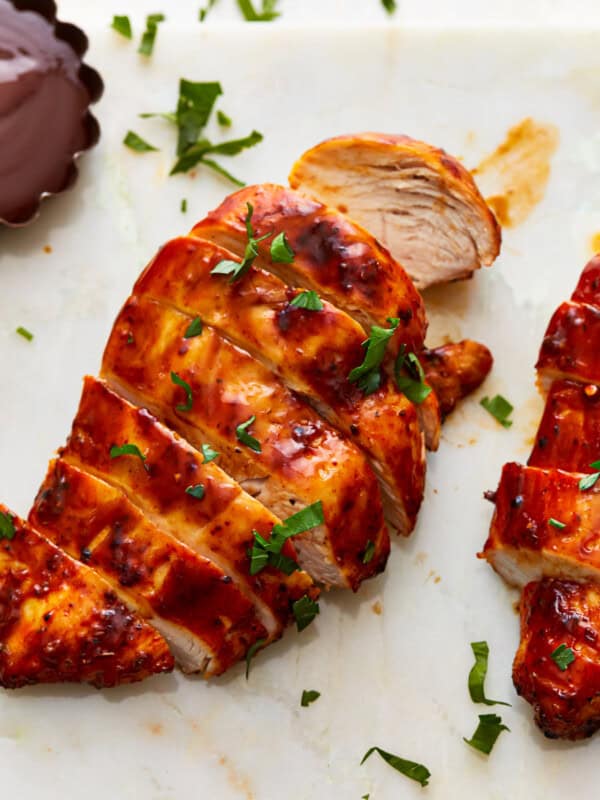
{"left": 0, "top": 506, "right": 173, "bottom": 688}
{"left": 420, "top": 340, "right": 493, "bottom": 419}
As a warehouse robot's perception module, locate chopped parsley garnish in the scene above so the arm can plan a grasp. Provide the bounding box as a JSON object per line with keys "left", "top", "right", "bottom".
{"left": 217, "top": 109, "right": 232, "bottom": 127}
{"left": 199, "top": 0, "right": 218, "bottom": 21}
{"left": 111, "top": 15, "right": 132, "bottom": 38}
{"left": 394, "top": 345, "right": 432, "bottom": 405}
{"left": 170, "top": 130, "right": 263, "bottom": 176}
{"left": 249, "top": 501, "right": 324, "bottom": 576}
{"left": 549, "top": 517, "right": 566, "bottom": 530}
{"left": 123, "top": 130, "right": 158, "bottom": 152}
{"left": 301, "top": 689, "right": 320, "bottom": 707}
{"left": 127, "top": 334, "right": 135, "bottom": 345}
{"left": 550, "top": 643, "right": 575, "bottom": 671}
{"left": 480, "top": 395, "right": 513, "bottom": 428}
{"left": 138, "top": 13, "right": 165, "bottom": 56}
{"left": 0, "top": 511, "right": 16, "bottom": 541}
{"left": 235, "top": 414, "right": 261, "bottom": 452}
{"left": 212, "top": 202, "right": 270, "bottom": 282}
{"left": 362, "top": 540, "right": 375, "bottom": 564}
{"left": 181, "top": 198, "right": 188, "bottom": 213}
{"left": 184, "top": 317, "right": 203, "bottom": 338}
{"left": 292, "top": 595, "right": 320, "bottom": 632}
{"left": 381, "top": 0, "right": 397, "bottom": 13}
{"left": 170, "top": 371, "right": 193, "bottom": 412}
{"left": 463, "top": 713, "right": 509, "bottom": 755}
{"left": 16, "top": 326, "right": 33, "bottom": 342}
{"left": 270, "top": 232, "right": 294, "bottom": 264}
{"left": 361, "top": 747, "right": 430, "bottom": 787}
{"left": 348, "top": 318, "right": 399, "bottom": 395}
{"left": 245, "top": 637, "right": 267, "bottom": 679}
{"left": 237, "top": 0, "right": 280, "bottom": 21}
{"left": 289, "top": 291, "right": 323, "bottom": 311}
{"left": 579, "top": 460, "right": 600, "bottom": 491}
{"left": 185, "top": 484, "right": 205, "bottom": 500}
{"left": 201, "top": 443, "right": 219, "bottom": 463}
{"left": 468, "top": 641, "right": 511, "bottom": 706}
{"left": 109, "top": 443, "right": 146, "bottom": 463}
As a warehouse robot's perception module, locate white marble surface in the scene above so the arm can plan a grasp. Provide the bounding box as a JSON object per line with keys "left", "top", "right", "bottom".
{"left": 2, "top": 5, "right": 600, "bottom": 800}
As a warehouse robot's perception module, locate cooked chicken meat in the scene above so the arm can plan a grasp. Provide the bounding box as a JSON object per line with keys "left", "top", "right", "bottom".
{"left": 0, "top": 506, "right": 173, "bottom": 688}
{"left": 537, "top": 301, "right": 600, "bottom": 388}
{"left": 288, "top": 133, "right": 501, "bottom": 290}
{"left": 31, "top": 460, "right": 268, "bottom": 675}
{"left": 514, "top": 579, "right": 600, "bottom": 740}
{"left": 420, "top": 340, "right": 493, "bottom": 419}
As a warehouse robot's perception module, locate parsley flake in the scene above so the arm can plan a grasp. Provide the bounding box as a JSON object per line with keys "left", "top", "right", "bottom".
{"left": 199, "top": 0, "right": 218, "bottom": 21}
{"left": 123, "top": 131, "right": 158, "bottom": 153}
{"left": 184, "top": 317, "right": 203, "bottom": 338}
{"left": 138, "top": 13, "right": 165, "bottom": 56}
{"left": 468, "top": 641, "right": 511, "bottom": 706}
{"left": 249, "top": 501, "right": 324, "bottom": 576}
{"left": 201, "top": 443, "right": 219, "bottom": 463}
{"left": 292, "top": 594, "right": 319, "bottom": 632}
{"left": 381, "top": 0, "right": 397, "bottom": 13}
{"left": 270, "top": 232, "right": 294, "bottom": 264}
{"left": 549, "top": 517, "right": 566, "bottom": 530}
{"left": 111, "top": 15, "right": 132, "bottom": 38}
{"left": 464, "top": 713, "right": 509, "bottom": 755}
{"left": 185, "top": 484, "right": 205, "bottom": 500}
{"left": 109, "top": 443, "right": 146, "bottom": 463}
{"left": 236, "top": 414, "right": 261, "bottom": 452}
{"left": 394, "top": 345, "right": 432, "bottom": 405}
{"left": 212, "top": 202, "right": 270, "bottom": 282}
{"left": 550, "top": 643, "right": 575, "bottom": 671}
{"left": 579, "top": 461, "right": 600, "bottom": 491}
{"left": 217, "top": 109, "right": 232, "bottom": 127}
{"left": 361, "top": 747, "right": 430, "bottom": 787}
{"left": 362, "top": 540, "right": 375, "bottom": 564}
{"left": 289, "top": 291, "right": 323, "bottom": 311}
{"left": 170, "top": 130, "right": 263, "bottom": 176}
{"left": 181, "top": 198, "right": 188, "bottom": 213}
{"left": 301, "top": 689, "right": 320, "bottom": 707}
{"left": 0, "top": 511, "right": 16, "bottom": 541}
{"left": 237, "top": 0, "right": 280, "bottom": 21}
{"left": 480, "top": 395, "right": 513, "bottom": 428}
{"left": 245, "top": 637, "right": 267, "bottom": 679}
{"left": 16, "top": 326, "right": 33, "bottom": 342}
{"left": 348, "top": 318, "right": 399, "bottom": 395}
{"left": 170, "top": 371, "right": 193, "bottom": 412}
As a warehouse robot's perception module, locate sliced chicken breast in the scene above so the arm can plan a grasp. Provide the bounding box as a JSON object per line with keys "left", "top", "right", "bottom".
{"left": 537, "top": 300, "right": 600, "bottom": 388}
{"left": 30, "top": 460, "right": 268, "bottom": 676}
{"left": 571, "top": 253, "right": 600, "bottom": 305}
{"left": 134, "top": 235, "right": 428, "bottom": 531}
{"left": 191, "top": 183, "right": 428, "bottom": 353}
{"left": 61, "top": 378, "right": 317, "bottom": 640}
{"left": 101, "top": 297, "right": 389, "bottom": 586}
{"left": 288, "top": 133, "right": 501, "bottom": 290}
{"left": 0, "top": 506, "right": 173, "bottom": 688}
{"left": 514, "top": 579, "right": 600, "bottom": 740}
{"left": 482, "top": 462, "right": 600, "bottom": 588}
{"left": 420, "top": 340, "right": 494, "bottom": 419}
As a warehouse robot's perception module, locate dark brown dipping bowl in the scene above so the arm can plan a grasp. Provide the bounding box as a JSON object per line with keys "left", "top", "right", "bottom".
{"left": 0, "top": 0, "right": 103, "bottom": 227}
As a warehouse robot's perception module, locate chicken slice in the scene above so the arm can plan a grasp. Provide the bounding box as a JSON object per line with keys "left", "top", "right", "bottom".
{"left": 482, "top": 462, "right": 600, "bottom": 588}
{"left": 514, "top": 579, "right": 600, "bottom": 740}
{"left": 571, "top": 253, "right": 600, "bottom": 305}
{"left": 288, "top": 133, "right": 501, "bottom": 290}
{"left": 62, "top": 378, "right": 317, "bottom": 640}
{"left": 101, "top": 297, "right": 389, "bottom": 587}
{"left": 536, "top": 301, "right": 600, "bottom": 388}
{"left": 191, "top": 183, "right": 427, "bottom": 353}
{"left": 529, "top": 379, "right": 600, "bottom": 471}
{"left": 134, "top": 235, "right": 427, "bottom": 531}
{"left": 30, "top": 460, "right": 268, "bottom": 676}
{"left": 420, "top": 340, "right": 493, "bottom": 419}
{"left": 0, "top": 506, "right": 173, "bottom": 688}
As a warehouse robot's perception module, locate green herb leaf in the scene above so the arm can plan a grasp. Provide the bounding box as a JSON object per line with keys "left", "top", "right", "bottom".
{"left": 361, "top": 747, "right": 430, "bottom": 787}
{"left": 175, "top": 80, "right": 223, "bottom": 156}
{"left": 170, "top": 130, "right": 263, "bottom": 175}
{"left": 463, "top": 714, "right": 509, "bottom": 755}
{"left": 237, "top": 0, "right": 280, "bottom": 21}
{"left": 249, "top": 501, "right": 324, "bottom": 575}
{"left": 270, "top": 232, "right": 294, "bottom": 264}
{"left": 181, "top": 198, "right": 188, "bottom": 213}
{"left": 550, "top": 643, "right": 575, "bottom": 671}
{"left": 301, "top": 689, "right": 320, "bottom": 707}
{"left": 138, "top": 12, "right": 165, "bottom": 56}
{"left": 199, "top": 0, "right": 218, "bottom": 21}
{"left": 111, "top": 15, "right": 132, "bottom": 38}
{"left": 201, "top": 443, "right": 219, "bottom": 463}
{"left": 16, "top": 326, "right": 33, "bottom": 342}
{"left": 211, "top": 203, "right": 270, "bottom": 282}
{"left": 394, "top": 345, "right": 432, "bottom": 405}
{"left": 185, "top": 484, "right": 205, "bottom": 500}
{"left": 200, "top": 158, "right": 246, "bottom": 187}
{"left": 480, "top": 395, "right": 513, "bottom": 428}
{"left": 109, "top": 443, "right": 146, "bottom": 463}
{"left": 292, "top": 594, "right": 320, "bottom": 632}
{"left": 139, "top": 111, "right": 177, "bottom": 124}
{"left": 348, "top": 318, "right": 399, "bottom": 396}
{"left": 184, "top": 317, "right": 203, "bottom": 338}
{"left": 381, "top": 0, "right": 397, "bottom": 13}
{"left": 123, "top": 130, "right": 158, "bottom": 153}
{"left": 127, "top": 334, "right": 135, "bottom": 345}
{"left": 170, "top": 371, "right": 193, "bottom": 412}
{"left": 217, "top": 109, "right": 232, "bottom": 127}
{"left": 289, "top": 291, "right": 323, "bottom": 311}
{"left": 468, "top": 641, "right": 511, "bottom": 706}
{"left": 362, "top": 540, "right": 375, "bottom": 564}
{"left": 549, "top": 517, "right": 566, "bottom": 530}
{"left": 0, "top": 511, "right": 16, "bottom": 541}
{"left": 236, "top": 415, "right": 261, "bottom": 452}
{"left": 245, "top": 637, "right": 267, "bottom": 679}
{"left": 579, "top": 462, "right": 600, "bottom": 491}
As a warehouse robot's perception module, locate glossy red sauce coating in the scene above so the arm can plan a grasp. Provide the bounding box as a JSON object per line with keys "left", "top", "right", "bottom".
{"left": 537, "top": 301, "right": 600, "bottom": 384}
{"left": 420, "top": 340, "right": 493, "bottom": 419}
{"left": 0, "top": 505, "right": 173, "bottom": 688}
{"left": 572, "top": 254, "right": 600, "bottom": 305}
